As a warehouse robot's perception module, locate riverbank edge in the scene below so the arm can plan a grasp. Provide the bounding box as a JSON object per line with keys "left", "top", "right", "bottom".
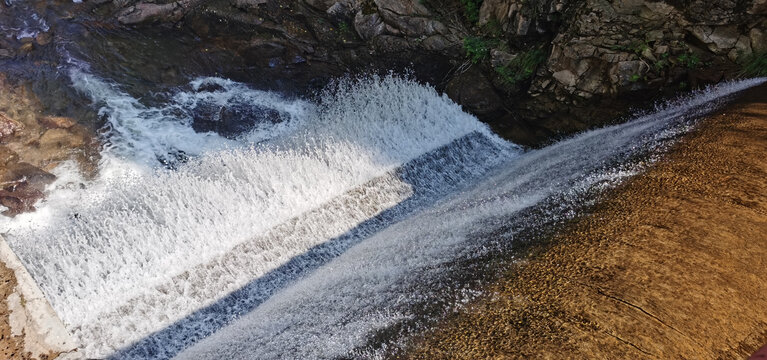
{"left": 0, "top": 236, "right": 78, "bottom": 359}
{"left": 402, "top": 82, "right": 767, "bottom": 358}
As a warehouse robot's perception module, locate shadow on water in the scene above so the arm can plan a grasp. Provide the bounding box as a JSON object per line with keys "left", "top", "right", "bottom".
{"left": 109, "top": 133, "right": 509, "bottom": 359}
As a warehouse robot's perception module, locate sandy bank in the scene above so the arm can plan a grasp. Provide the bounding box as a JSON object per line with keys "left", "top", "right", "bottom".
{"left": 404, "top": 83, "right": 767, "bottom": 359}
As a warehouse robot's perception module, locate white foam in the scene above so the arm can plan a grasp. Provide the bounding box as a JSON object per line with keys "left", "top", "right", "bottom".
{"left": 177, "top": 78, "right": 766, "bottom": 359}
{"left": 0, "top": 73, "right": 514, "bottom": 357}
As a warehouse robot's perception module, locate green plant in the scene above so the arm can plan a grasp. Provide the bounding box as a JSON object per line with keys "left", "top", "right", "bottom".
{"left": 495, "top": 48, "right": 547, "bottom": 86}
{"left": 628, "top": 74, "right": 642, "bottom": 82}
{"left": 653, "top": 52, "right": 670, "bottom": 72}
{"left": 338, "top": 21, "right": 350, "bottom": 33}
{"left": 739, "top": 52, "right": 767, "bottom": 77}
{"left": 463, "top": 36, "right": 492, "bottom": 63}
{"left": 677, "top": 52, "right": 701, "bottom": 69}
{"left": 460, "top": 0, "right": 483, "bottom": 24}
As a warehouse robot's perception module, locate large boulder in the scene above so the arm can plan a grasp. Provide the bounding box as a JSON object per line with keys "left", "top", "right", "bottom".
{"left": 446, "top": 68, "right": 504, "bottom": 116}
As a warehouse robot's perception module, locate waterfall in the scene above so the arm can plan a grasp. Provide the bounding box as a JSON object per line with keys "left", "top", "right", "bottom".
{"left": 0, "top": 60, "right": 763, "bottom": 357}
{"left": 1, "top": 71, "right": 518, "bottom": 357}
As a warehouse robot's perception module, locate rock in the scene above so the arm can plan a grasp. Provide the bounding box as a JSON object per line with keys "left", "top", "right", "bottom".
{"left": 0, "top": 162, "right": 56, "bottom": 191}
{"left": 374, "top": 0, "right": 429, "bottom": 17}
{"left": 729, "top": 36, "right": 753, "bottom": 62}
{"left": 240, "top": 40, "right": 290, "bottom": 66}
{"left": 327, "top": 1, "right": 358, "bottom": 21}
{"left": 609, "top": 60, "right": 649, "bottom": 89}
{"left": 491, "top": 49, "right": 517, "bottom": 68}
{"left": 232, "top": 0, "right": 268, "bottom": 10}
{"left": 118, "top": 0, "right": 204, "bottom": 24}
{"left": 750, "top": 0, "right": 767, "bottom": 14}
{"left": 18, "top": 42, "right": 33, "bottom": 53}
{"left": 709, "top": 26, "right": 740, "bottom": 51}
{"left": 0, "top": 182, "right": 45, "bottom": 216}
{"left": 552, "top": 70, "right": 577, "bottom": 87}
{"left": 0, "top": 112, "right": 21, "bottom": 139}
{"left": 35, "top": 32, "right": 52, "bottom": 46}
{"left": 195, "top": 82, "right": 226, "bottom": 93}
{"left": 354, "top": 12, "right": 386, "bottom": 40}
{"left": 384, "top": 15, "right": 447, "bottom": 37}
{"left": 191, "top": 102, "right": 282, "bottom": 138}
{"left": 37, "top": 116, "right": 76, "bottom": 129}
{"left": 750, "top": 28, "right": 767, "bottom": 53}
{"left": 0, "top": 146, "right": 18, "bottom": 166}
{"left": 479, "top": 0, "right": 564, "bottom": 36}
{"left": 645, "top": 29, "right": 665, "bottom": 43}
{"left": 640, "top": 47, "right": 656, "bottom": 62}
{"left": 446, "top": 68, "right": 504, "bottom": 115}
{"left": 422, "top": 35, "right": 453, "bottom": 52}
{"left": 372, "top": 35, "right": 412, "bottom": 53}
{"left": 305, "top": 0, "right": 336, "bottom": 11}
{"left": 691, "top": 25, "right": 739, "bottom": 53}
{"left": 38, "top": 128, "right": 86, "bottom": 150}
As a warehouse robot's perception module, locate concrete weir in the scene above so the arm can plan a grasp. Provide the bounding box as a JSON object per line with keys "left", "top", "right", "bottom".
{"left": 0, "top": 236, "right": 78, "bottom": 359}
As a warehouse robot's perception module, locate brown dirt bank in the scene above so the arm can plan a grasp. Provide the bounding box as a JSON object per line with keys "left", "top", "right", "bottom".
{"left": 0, "top": 262, "right": 27, "bottom": 359}
{"left": 402, "top": 84, "right": 767, "bottom": 359}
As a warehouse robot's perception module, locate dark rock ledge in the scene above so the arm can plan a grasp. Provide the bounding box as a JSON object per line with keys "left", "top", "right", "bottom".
{"left": 85, "top": 0, "right": 767, "bottom": 146}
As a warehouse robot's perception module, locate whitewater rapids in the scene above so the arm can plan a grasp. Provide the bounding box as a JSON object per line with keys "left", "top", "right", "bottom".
{"left": 0, "top": 68, "right": 763, "bottom": 358}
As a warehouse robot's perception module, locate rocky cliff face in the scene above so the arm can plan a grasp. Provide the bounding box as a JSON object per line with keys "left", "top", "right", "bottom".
{"left": 511, "top": 0, "right": 767, "bottom": 140}
{"left": 34, "top": 0, "right": 767, "bottom": 145}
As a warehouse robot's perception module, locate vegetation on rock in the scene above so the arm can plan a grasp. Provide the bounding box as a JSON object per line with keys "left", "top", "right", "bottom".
{"left": 740, "top": 52, "right": 767, "bottom": 77}
{"left": 459, "top": 0, "right": 483, "bottom": 24}
{"left": 495, "top": 48, "right": 547, "bottom": 86}
{"left": 463, "top": 36, "right": 494, "bottom": 63}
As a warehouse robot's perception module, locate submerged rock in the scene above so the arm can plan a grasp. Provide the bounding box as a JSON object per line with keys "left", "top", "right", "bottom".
{"left": 191, "top": 102, "right": 283, "bottom": 139}
{"left": 0, "top": 162, "right": 56, "bottom": 216}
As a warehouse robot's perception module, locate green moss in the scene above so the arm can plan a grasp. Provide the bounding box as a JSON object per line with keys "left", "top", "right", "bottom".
{"left": 495, "top": 48, "right": 547, "bottom": 86}
{"left": 739, "top": 52, "right": 767, "bottom": 77}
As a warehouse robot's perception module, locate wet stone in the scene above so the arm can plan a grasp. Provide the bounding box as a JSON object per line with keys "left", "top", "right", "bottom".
{"left": 191, "top": 102, "right": 283, "bottom": 138}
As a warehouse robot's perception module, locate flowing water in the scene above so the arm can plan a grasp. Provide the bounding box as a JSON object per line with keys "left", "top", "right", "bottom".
{"left": 1, "top": 2, "right": 765, "bottom": 359}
